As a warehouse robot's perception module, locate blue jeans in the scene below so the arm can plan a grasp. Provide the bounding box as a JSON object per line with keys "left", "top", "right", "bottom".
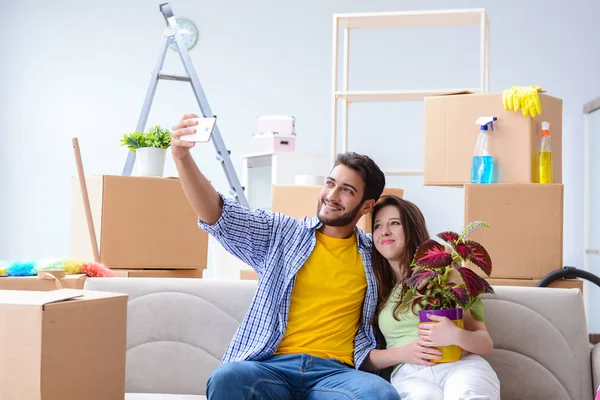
{"left": 206, "top": 353, "right": 400, "bottom": 400}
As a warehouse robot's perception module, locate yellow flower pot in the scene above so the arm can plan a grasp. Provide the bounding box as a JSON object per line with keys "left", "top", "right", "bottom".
{"left": 419, "top": 308, "right": 464, "bottom": 363}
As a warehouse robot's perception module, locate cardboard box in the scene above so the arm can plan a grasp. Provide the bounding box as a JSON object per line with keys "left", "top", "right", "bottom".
{"left": 112, "top": 269, "right": 204, "bottom": 278}
{"left": 0, "top": 275, "right": 88, "bottom": 291}
{"left": 0, "top": 289, "right": 127, "bottom": 400}
{"left": 240, "top": 269, "right": 259, "bottom": 280}
{"left": 70, "top": 175, "right": 208, "bottom": 269}
{"left": 488, "top": 278, "right": 583, "bottom": 292}
{"left": 464, "top": 183, "right": 563, "bottom": 279}
{"left": 271, "top": 185, "right": 404, "bottom": 233}
{"left": 424, "top": 92, "right": 562, "bottom": 185}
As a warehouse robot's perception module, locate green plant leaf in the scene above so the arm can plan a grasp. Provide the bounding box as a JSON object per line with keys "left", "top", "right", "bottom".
{"left": 120, "top": 126, "right": 171, "bottom": 152}
{"left": 397, "top": 288, "right": 419, "bottom": 313}
{"left": 469, "top": 297, "right": 485, "bottom": 322}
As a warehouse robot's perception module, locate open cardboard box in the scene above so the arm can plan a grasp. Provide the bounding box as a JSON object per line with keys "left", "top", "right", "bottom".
{"left": 0, "top": 289, "right": 128, "bottom": 400}
{"left": 70, "top": 175, "right": 208, "bottom": 270}
{"left": 424, "top": 91, "right": 562, "bottom": 186}
{"left": 0, "top": 274, "right": 88, "bottom": 291}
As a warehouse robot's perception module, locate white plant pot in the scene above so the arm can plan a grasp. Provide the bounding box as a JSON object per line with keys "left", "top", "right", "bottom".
{"left": 134, "top": 147, "right": 167, "bottom": 177}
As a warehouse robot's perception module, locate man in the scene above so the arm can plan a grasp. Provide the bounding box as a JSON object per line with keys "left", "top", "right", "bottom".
{"left": 171, "top": 114, "right": 400, "bottom": 400}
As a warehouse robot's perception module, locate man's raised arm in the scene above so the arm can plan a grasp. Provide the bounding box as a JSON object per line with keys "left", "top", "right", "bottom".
{"left": 171, "top": 113, "right": 222, "bottom": 225}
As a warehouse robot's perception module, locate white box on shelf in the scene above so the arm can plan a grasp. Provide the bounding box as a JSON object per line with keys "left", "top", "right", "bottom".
{"left": 241, "top": 152, "right": 331, "bottom": 210}
{"left": 254, "top": 115, "right": 296, "bottom": 153}
{"left": 257, "top": 115, "right": 295, "bottom": 135}
{"left": 252, "top": 133, "right": 296, "bottom": 153}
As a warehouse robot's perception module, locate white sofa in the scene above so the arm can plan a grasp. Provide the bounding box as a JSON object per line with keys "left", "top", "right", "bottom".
{"left": 83, "top": 277, "right": 600, "bottom": 400}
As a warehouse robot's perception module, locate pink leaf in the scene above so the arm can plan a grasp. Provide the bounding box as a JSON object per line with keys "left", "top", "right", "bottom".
{"left": 412, "top": 239, "right": 452, "bottom": 269}
{"left": 448, "top": 287, "right": 470, "bottom": 307}
{"left": 482, "top": 277, "right": 495, "bottom": 295}
{"left": 464, "top": 240, "right": 492, "bottom": 276}
{"left": 437, "top": 231, "right": 459, "bottom": 244}
{"left": 451, "top": 242, "right": 473, "bottom": 261}
{"left": 457, "top": 267, "right": 486, "bottom": 298}
{"left": 406, "top": 268, "right": 438, "bottom": 289}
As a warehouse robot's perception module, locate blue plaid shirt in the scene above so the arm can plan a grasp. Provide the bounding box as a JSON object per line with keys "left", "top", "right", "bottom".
{"left": 198, "top": 193, "right": 378, "bottom": 369}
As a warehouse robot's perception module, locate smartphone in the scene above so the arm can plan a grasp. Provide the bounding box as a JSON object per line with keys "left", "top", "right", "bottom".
{"left": 180, "top": 117, "right": 217, "bottom": 142}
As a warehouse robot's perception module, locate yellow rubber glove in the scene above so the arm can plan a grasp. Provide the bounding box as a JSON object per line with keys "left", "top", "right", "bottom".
{"left": 502, "top": 86, "right": 520, "bottom": 111}
{"left": 502, "top": 86, "right": 543, "bottom": 118}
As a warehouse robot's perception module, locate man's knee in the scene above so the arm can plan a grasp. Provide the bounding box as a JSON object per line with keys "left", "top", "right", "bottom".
{"left": 207, "top": 361, "right": 255, "bottom": 394}
{"left": 360, "top": 374, "right": 401, "bottom": 399}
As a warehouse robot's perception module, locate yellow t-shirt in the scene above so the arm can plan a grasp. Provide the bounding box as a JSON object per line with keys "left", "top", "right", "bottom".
{"left": 275, "top": 231, "right": 367, "bottom": 366}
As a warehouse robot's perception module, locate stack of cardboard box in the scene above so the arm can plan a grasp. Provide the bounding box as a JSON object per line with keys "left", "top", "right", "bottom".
{"left": 424, "top": 92, "right": 581, "bottom": 290}
{"left": 69, "top": 175, "right": 208, "bottom": 280}
{"left": 243, "top": 92, "right": 580, "bottom": 290}
{"left": 1, "top": 175, "right": 209, "bottom": 291}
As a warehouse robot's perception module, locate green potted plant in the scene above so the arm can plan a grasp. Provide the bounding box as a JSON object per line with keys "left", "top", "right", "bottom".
{"left": 121, "top": 125, "right": 171, "bottom": 177}
{"left": 399, "top": 220, "right": 494, "bottom": 363}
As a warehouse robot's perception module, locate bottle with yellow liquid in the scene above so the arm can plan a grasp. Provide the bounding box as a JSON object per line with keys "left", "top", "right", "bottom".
{"left": 539, "top": 121, "right": 553, "bottom": 184}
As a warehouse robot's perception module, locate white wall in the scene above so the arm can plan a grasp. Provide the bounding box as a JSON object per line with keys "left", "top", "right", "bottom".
{"left": 1, "top": 0, "right": 599, "bottom": 281}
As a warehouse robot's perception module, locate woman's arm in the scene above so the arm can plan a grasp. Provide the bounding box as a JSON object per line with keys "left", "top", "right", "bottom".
{"left": 455, "top": 310, "right": 494, "bottom": 354}
{"left": 361, "top": 348, "right": 404, "bottom": 371}
{"left": 417, "top": 310, "right": 494, "bottom": 355}
{"left": 361, "top": 341, "right": 443, "bottom": 372}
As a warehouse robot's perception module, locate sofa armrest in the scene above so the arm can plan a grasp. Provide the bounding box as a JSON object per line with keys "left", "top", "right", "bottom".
{"left": 593, "top": 343, "right": 600, "bottom": 393}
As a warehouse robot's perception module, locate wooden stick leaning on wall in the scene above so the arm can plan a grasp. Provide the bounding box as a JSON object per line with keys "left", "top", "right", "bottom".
{"left": 72, "top": 137, "right": 101, "bottom": 263}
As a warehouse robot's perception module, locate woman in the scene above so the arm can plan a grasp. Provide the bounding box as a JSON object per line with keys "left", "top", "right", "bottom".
{"left": 362, "top": 195, "right": 500, "bottom": 400}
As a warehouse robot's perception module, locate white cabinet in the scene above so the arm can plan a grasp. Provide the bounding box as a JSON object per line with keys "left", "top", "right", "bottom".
{"left": 241, "top": 152, "right": 331, "bottom": 210}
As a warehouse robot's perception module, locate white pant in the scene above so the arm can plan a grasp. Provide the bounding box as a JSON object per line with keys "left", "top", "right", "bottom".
{"left": 390, "top": 354, "right": 500, "bottom": 400}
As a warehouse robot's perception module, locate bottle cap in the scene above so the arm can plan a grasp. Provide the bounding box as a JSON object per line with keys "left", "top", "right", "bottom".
{"left": 542, "top": 121, "right": 550, "bottom": 136}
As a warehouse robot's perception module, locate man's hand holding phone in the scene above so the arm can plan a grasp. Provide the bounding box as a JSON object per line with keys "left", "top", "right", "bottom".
{"left": 171, "top": 115, "right": 217, "bottom": 160}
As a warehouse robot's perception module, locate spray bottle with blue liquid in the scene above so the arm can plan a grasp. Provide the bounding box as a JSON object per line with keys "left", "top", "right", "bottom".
{"left": 471, "top": 116, "right": 497, "bottom": 184}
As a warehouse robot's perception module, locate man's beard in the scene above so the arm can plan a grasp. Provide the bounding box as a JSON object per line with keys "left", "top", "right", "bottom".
{"left": 317, "top": 199, "right": 364, "bottom": 227}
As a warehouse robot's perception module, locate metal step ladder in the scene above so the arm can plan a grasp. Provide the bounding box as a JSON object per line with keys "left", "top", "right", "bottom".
{"left": 122, "top": 2, "right": 249, "bottom": 208}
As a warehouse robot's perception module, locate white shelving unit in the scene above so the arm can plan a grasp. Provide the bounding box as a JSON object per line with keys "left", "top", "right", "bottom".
{"left": 330, "top": 8, "right": 490, "bottom": 176}
{"left": 241, "top": 152, "right": 331, "bottom": 210}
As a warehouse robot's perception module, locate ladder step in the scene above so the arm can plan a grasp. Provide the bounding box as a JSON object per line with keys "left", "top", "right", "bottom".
{"left": 158, "top": 70, "right": 191, "bottom": 82}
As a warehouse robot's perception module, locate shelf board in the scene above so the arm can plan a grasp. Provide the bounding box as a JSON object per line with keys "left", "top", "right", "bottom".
{"left": 334, "top": 9, "right": 488, "bottom": 30}
{"left": 335, "top": 89, "right": 478, "bottom": 103}
{"left": 382, "top": 169, "right": 424, "bottom": 177}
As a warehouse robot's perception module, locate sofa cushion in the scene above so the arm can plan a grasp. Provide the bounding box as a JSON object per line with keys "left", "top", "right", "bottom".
{"left": 481, "top": 286, "right": 592, "bottom": 400}
{"left": 84, "top": 278, "right": 258, "bottom": 397}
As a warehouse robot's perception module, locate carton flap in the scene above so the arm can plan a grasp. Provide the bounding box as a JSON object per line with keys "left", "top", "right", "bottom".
{"left": 0, "top": 288, "right": 84, "bottom": 306}
{"left": 431, "top": 90, "right": 475, "bottom": 97}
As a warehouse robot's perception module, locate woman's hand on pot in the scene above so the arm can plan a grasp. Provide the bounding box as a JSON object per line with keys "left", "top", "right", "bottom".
{"left": 399, "top": 340, "right": 442, "bottom": 366}
{"left": 418, "top": 314, "right": 461, "bottom": 347}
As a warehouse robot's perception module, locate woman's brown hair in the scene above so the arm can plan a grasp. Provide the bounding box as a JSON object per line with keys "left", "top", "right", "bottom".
{"left": 371, "top": 195, "right": 430, "bottom": 320}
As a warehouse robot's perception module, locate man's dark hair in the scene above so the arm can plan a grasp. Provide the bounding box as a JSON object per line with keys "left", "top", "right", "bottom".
{"left": 333, "top": 152, "right": 385, "bottom": 202}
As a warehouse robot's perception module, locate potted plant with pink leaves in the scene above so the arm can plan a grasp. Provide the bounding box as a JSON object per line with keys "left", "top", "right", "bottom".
{"left": 398, "top": 221, "right": 494, "bottom": 363}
